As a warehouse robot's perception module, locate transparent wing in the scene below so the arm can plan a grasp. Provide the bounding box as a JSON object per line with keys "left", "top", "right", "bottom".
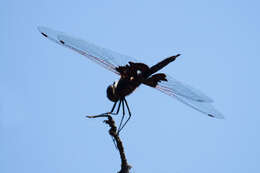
{"left": 156, "top": 74, "right": 213, "bottom": 102}
{"left": 156, "top": 85, "right": 223, "bottom": 119}
{"left": 38, "top": 26, "right": 214, "bottom": 103}
{"left": 38, "top": 26, "right": 221, "bottom": 113}
{"left": 37, "top": 26, "right": 137, "bottom": 75}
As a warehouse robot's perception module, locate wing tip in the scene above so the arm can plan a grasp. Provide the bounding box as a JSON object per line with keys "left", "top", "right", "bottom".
{"left": 37, "top": 26, "right": 46, "bottom": 33}
{"left": 41, "top": 32, "right": 48, "bottom": 37}
{"left": 208, "top": 114, "right": 225, "bottom": 119}
{"left": 198, "top": 98, "right": 214, "bottom": 103}
{"left": 37, "top": 26, "right": 50, "bottom": 38}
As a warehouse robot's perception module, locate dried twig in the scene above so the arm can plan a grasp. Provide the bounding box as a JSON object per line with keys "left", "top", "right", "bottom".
{"left": 87, "top": 114, "right": 131, "bottom": 173}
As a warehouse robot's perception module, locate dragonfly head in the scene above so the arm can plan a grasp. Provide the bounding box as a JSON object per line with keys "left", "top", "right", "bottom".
{"left": 106, "top": 83, "right": 119, "bottom": 102}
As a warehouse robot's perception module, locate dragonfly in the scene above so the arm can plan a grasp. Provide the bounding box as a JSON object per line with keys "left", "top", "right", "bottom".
{"left": 38, "top": 26, "right": 224, "bottom": 134}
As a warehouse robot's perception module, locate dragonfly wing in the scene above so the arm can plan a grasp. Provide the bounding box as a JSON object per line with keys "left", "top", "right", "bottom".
{"left": 38, "top": 26, "right": 137, "bottom": 75}
{"left": 38, "top": 26, "right": 66, "bottom": 46}
{"left": 38, "top": 26, "right": 222, "bottom": 117}
{"left": 156, "top": 74, "right": 213, "bottom": 102}
{"left": 156, "top": 85, "right": 223, "bottom": 119}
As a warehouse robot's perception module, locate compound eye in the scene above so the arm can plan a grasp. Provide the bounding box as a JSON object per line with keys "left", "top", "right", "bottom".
{"left": 106, "top": 85, "right": 118, "bottom": 102}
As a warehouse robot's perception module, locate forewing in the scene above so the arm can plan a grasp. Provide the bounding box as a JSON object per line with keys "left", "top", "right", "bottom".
{"left": 156, "top": 74, "right": 213, "bottom": 102}
{"left": 156, "top": 86, "right": 223, "bottom": 119}
{"left": 38, "top": 26, "right": 66, "bottom": 46}
{"left": 38, "top": 26, "right": 137, "bottom": 75}
{"left": 38, "top": 26, "right": 222, "bottom": 117}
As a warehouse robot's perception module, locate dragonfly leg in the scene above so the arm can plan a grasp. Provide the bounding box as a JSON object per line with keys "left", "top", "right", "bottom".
{"left": 116, "top": 100, "right": 121, "bottom": 114}
{"left": 108, "top": 100, "right": 122, "bottom": 115}
{"left": 117, "top": 99, "right": 126, "bottom": 134}
{"left": 117, "top": 98, "right": 132, "bottom": 135}
{"left": 112, "top": 100, "right": 122, "bottom": 149}
{"left": 109, "top": 101, "right": 117, "bottom": 113}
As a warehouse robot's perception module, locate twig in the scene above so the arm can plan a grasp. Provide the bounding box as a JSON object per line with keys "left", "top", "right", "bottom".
{"left": 87, "top": 114, "right": 131, "bottom": 173}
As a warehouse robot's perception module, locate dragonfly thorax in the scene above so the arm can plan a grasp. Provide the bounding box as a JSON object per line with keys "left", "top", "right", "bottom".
{"left": 107, "top": 78, "right": 140, "bottom": 102}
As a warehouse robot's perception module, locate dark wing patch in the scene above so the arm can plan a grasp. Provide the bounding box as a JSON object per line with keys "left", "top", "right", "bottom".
{"left": 41, "top": 32, "right": 48, "bottom": 37}
{"left": 143, "top": 73, "right": 167, "bottom": 87}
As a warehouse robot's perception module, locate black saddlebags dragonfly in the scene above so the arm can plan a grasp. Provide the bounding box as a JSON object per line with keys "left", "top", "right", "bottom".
{"left": 38, "top": 26, "right": 223, "bottom": 133}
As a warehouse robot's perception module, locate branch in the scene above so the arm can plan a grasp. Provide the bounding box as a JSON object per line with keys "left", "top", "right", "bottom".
{"left": 87, "top": 114, "right": 131, "bottom": 173}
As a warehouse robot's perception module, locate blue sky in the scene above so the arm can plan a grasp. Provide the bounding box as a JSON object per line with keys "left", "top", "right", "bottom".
{"left": 1, "top": 0, "right": 259, "bottom": 172}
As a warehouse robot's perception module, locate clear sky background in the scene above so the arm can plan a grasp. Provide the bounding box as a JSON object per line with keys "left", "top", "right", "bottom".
{"left": 1, "top": 0, "right": 259, "bottom": 172}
